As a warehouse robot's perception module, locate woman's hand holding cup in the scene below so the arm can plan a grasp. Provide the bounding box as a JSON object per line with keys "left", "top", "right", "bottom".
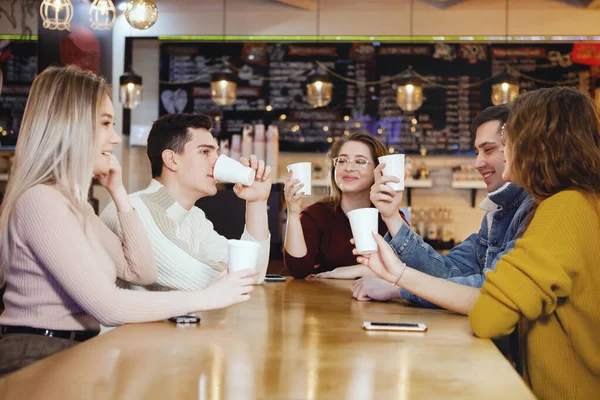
{"left": 284, "top": 170, "right": 305, "bottom": 216}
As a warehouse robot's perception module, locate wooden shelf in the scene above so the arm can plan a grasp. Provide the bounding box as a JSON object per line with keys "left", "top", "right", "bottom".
{"left": 405, "top": 178, "right": 433, "bottom": 188}
{"left": 275, "top": 178, "right": 432, "bottom": 188}
{"left": 451, "top": 180, "right": 487, "bottom": 189}
{"left": 274, "top": 178, "right": 329, "bottom": 187}
{"left": 404, "top": 178, "right": 432, "bottom": 207}
{"left": 275, "top": 177, "right": 433, "bottom": 207}
{"left": 452, "top": 180, "right": 487, "bottom": 207}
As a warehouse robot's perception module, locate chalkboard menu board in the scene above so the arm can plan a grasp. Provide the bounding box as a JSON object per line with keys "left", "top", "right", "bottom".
{"left": 159, "top": 42, "right": 594, "bottom": 154}
{"left": 0, "top": 41, "right": 37, "bottom": 148}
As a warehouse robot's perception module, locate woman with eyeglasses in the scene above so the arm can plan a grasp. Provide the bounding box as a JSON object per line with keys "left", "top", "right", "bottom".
{"left": 283, "top": 131, "right": 405, "bottom": 279}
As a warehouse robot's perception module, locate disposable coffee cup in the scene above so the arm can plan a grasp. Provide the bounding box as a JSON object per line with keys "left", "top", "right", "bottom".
{"left": 286, "top": 162, "right": 312, "bottom": 196}
{"left": 378, "top": 154, "right": 405, "bottom": 191}
{"left": 347, "top": 208, "right": 379, "bottom": 255}
{"left": 228, "top": 240, "right": 260, "bottom": 273}
{"left": 213, "top": 154, "right": 255, "bottom": 186}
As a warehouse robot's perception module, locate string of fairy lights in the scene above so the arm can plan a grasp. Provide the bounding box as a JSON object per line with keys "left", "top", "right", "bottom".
{"left": 155, "top": 61, "right": 590, "bottom": 114}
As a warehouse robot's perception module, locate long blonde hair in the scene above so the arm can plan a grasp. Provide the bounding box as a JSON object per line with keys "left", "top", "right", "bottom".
{"left": 0, "top": 65, "right": 107, "bottom": 284}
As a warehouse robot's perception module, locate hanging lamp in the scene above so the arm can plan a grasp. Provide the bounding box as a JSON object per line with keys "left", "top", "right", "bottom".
{"left": 119, "top": 70, "right": 143, "bottom": 110}
{"left": 491, "top": 0, "right": 519, "bottom": 105}
{"left": 396, "top": 70, "right": 423, "bottom": 112}
{"left": 304, "top": 0, "right": 333, "bottom": 108}
{"left": 89, "top": 0, "right": 117, "bottom": 30}
{"left": 40, "top": 0, "right": 74, "bottom": 31}
{"left": 491, "top": 70, "right": 519, "bottom": 105}
{"left": 396, "top": 0, "right": 423, "bottom": 112}
{"left": 124, "top": 0, "right": 159, "bottom": 30}
{"left": 211, "top": 72, "right": 237, "bottom": 106}
{"left": 306, "top": 73, "right": 333, "bottom": 108}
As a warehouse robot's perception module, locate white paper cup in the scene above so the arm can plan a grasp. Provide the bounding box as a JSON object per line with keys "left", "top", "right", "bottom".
{"left": 213, "top": 154, "right": 255, "bottom": 186}
{"left": 228, "top": 240, "right": 260, "bottom": 273}
{"left": 347, "top": 208, "right": 379, "bottom": 255}
{"left": 378, "top": 154, "right": 405, "bottom": 191}
{"left": 286, "top": 162, "right": 312, "bottom": 196}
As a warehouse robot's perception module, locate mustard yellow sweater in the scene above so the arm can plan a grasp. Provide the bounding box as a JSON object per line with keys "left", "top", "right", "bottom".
{"left": 469, "top": 190, "right": 600, "bottom": 400}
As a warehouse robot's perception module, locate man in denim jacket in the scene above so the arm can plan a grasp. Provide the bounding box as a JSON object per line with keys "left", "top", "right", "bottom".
{"left": 355, "top": 104, "right": 534, "bottom": 307}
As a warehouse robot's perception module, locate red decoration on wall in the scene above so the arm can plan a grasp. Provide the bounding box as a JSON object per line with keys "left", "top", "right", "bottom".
{"left": 59, "top": 22, "right": 100, "bottom": 73}
{"left": 571, "top": 43, "right": 600, "bottom": 66}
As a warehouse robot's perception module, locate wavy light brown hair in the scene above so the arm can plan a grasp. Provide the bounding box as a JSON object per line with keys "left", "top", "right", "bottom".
{"left": 326, "top": 131, "right": 389, "bottom": 209}
{"left": 505, "top": 87, "right": 600, "bottom": 203}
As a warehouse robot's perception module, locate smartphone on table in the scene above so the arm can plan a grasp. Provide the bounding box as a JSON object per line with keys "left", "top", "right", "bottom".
{"left": 265, "top": 274, "right": 286, "bottom": 282}
{"left": 362, "top": 322, "right": 427, "bottom": 332}
{"left": 169, "top": 315, "right": 201, "bottom": 325}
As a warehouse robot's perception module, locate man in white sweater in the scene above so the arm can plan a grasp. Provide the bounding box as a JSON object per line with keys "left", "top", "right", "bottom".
{"left": 100, "top": 114, "right": 271, "bottom": 291}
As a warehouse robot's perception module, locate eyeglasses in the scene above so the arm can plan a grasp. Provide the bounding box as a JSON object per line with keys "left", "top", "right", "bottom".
{"left": 333, "top": 157, "right": 372, "bottom": 169}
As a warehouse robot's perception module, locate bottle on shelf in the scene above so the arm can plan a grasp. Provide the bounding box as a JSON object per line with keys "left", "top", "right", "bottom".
{"left": 266, "top": 125, "right": 279, "bottom": 177}
{"left": 441, "top": 209, "right": 456, "bottom": 250}
{"left": 241, "top": 124, "right": 253, "bottom": 159}
{"left": 436, "top": 208, "right": 444, "bottom": 247}
{"left": 253, "top": 123, "right": 266, "bottom": 161}
{"left": 416, "top": 209, "right": 426, "bottom": 238}
{"left": 230, "top": 134, "right": 242, "bottom": 160}
{"left": 219, "top": 138, "right": 230, "bottom": 157}
{"left": 425, "top": 209, "right": 439, "bottom": 249}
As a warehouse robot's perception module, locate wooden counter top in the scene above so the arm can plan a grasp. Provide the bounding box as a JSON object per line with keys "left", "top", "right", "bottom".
{"left": 0, "top": 279, "right": 533, "bottom": 399}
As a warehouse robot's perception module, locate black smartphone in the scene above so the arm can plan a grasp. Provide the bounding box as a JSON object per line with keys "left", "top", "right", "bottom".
{"left": 265, "top": 274, "right": 286, "bottom": 282}
{"left": 169, "top": 315, "right": 200, "bottom": 324}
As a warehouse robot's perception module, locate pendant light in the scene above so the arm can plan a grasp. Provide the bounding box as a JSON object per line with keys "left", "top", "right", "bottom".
{"left": 124, "top": 0, "right": 159, "bottom": 30}
{"left": 396, "top": 0, "right": 423, "bottom": 112}
{"left": 305, "top": 0, "right": 333, "bottom": 108}
{"left": 119, "top": 70, "right": 143, "bottom": 110}
{"left": 89, "top": 0, "right": 116, "bottom": 30}
{"left": 211, "top": 72, "right": 237, "bottom": 106}
{"left": 396, "top": 71, "right": 423, "bottom": 112}
{"left": 491, "top": 0, "right": 519, "bottom": 105}
{"left": 40, "top": 0, "right": 74, "bottom": 31}
{"left": 210, "top": 0, "right": 237, "bottom": 106}
{"left": 491, "top": 70, "right": 519, "bottom": 105}
{"left": 306, "top": 73, "right": 333, "bottom": 108}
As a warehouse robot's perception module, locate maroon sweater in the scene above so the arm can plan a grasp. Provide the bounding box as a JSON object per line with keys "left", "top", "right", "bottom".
{"left": 284, "top": 202, "right": 394, "bottom": 279}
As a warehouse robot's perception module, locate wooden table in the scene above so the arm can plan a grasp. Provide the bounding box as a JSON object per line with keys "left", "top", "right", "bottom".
{"left": 0, "top": 279, "right": 534, "bottom": 399}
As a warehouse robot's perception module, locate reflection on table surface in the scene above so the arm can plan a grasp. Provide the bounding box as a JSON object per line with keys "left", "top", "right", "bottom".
{"left": 0, "top": 279, "right": 534, "bottom": 400}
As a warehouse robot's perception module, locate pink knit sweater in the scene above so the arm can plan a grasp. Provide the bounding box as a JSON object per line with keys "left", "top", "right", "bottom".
{"left": 0, "top": 184, "right": 200, "bottom": 331}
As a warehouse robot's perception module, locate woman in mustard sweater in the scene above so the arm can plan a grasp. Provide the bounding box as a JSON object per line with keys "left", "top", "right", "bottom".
{"left": 359, "top": 87, "right": 600, "bottom": 399}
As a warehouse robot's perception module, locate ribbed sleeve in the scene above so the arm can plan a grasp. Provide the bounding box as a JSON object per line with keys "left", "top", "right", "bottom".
{"left": 0, "top": 185, "right": 204, "bottom": 330}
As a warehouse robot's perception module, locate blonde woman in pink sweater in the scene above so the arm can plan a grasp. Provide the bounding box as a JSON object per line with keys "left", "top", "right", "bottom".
{"left": 0, "top": 66, "right": 258, "bottom": 376}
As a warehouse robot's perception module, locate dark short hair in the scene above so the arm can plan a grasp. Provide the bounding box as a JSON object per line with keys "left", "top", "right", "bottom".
{"left": 471, "top": 104, "right": 510, "bottom": 136}
{"left": 147, "top": 113, "right": 213, "bottom": 178}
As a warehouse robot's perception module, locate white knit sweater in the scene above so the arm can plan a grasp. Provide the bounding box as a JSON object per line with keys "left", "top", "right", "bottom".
{"left": 100, "top": 180, "right": 270, "bottom": 291}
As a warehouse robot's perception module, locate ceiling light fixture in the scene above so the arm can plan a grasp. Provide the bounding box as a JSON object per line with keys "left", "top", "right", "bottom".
{"left": 89, "top": 0, "right": 116, "bottom": 30}
{"left": 40, "top": 0, "right": 74, "bottom": 31}
{"left": 124, "top": 0, "right": 159, "bottom": 30}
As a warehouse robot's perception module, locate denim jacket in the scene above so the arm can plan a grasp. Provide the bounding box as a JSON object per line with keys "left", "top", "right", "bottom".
{"left": 386, "top": 183, "right": 534, "bottom": 308}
